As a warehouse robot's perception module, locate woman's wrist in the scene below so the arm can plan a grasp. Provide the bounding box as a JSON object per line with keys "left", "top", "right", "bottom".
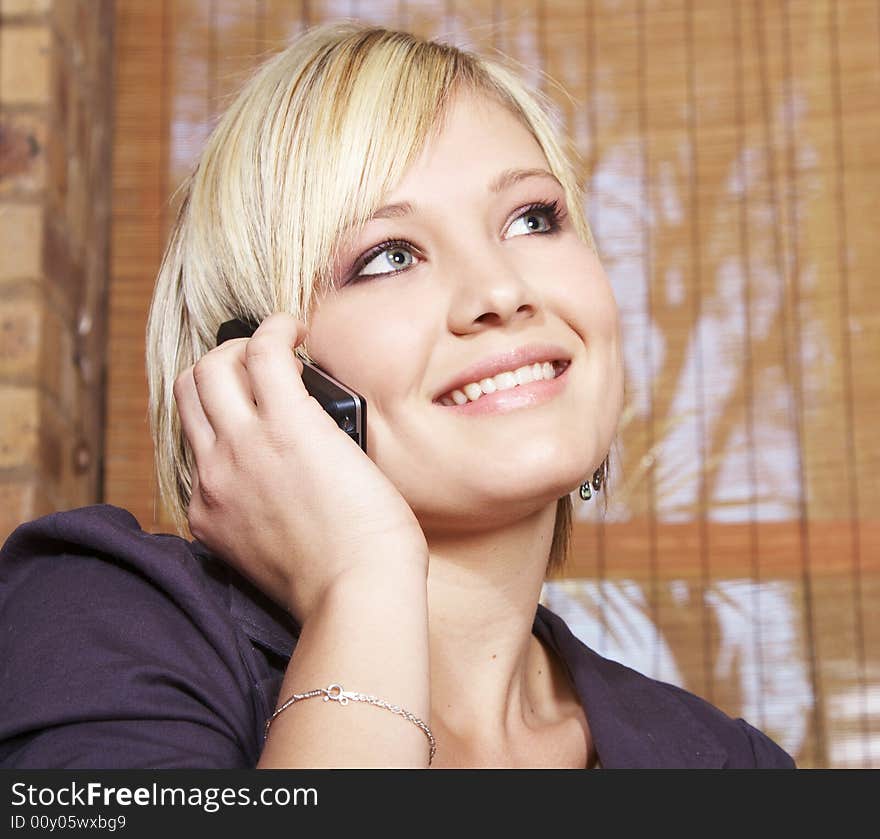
{"left": 261, "top": 552, "right": 431, "bottom": 768}
{"left": 293, "top": 550, "right": 429, "bottom": 627}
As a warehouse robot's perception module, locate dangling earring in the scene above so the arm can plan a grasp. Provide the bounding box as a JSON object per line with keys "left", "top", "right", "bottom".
{"left": 579, "top": 460, "right": 607, "bottom": 501}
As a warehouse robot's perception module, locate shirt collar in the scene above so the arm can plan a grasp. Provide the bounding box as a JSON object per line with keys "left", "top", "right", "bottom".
{"left": 190, "top": 540, "right": 300, "bottom": 659}
{"left": 533, "top": 603, "right": 729, "bottom": 768}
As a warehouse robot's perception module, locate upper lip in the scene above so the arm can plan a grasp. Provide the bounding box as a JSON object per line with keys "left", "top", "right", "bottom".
{"left": 433, "top": 342, "right": 572, "bottom": 402}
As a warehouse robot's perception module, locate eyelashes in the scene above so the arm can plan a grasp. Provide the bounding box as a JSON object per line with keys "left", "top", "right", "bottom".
{"left": 343, "top": 198, "right": 567, "bottom": 286}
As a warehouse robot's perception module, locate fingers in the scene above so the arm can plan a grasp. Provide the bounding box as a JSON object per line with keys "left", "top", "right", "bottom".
{"left": 175, "top": 313, "right": 309, "bottom": 456}
{"left": 177, "top": 337, "right": 258, "bottom": 446}
{"left": 243, "top": 313, "right": 310, "bottom": 418}
{"left": 174, "top": 364, "right": 215, "bottom": 459}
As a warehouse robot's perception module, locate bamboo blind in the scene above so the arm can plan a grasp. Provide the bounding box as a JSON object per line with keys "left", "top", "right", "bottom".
{"left": 109, "top": 0, "right": 879, "bottom": 768}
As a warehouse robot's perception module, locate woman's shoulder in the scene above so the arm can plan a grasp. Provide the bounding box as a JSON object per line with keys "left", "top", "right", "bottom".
{"left": 1, "top": 503, "right": 299, "bottom": 659}
{"left": 643, "top": 674, "right": 797, "bottom": 769}
{"left": 535, "top": 603, "right": 796, "bottom": 768}
{"left": 0, "top": 504, "right": 296, "bottom": 767}
{"left": 3, "top": 502, "right": 211, "bottom": 570}
{"left": 1, "top": 505, "right": 225, "bottom": 637}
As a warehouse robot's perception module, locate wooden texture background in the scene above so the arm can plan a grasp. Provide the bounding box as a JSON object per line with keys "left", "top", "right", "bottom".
{"left": 108, "top": 0, "right": 879, "bottom": 768}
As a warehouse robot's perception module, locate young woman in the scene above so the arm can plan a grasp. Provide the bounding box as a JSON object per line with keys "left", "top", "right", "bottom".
{"left": 0, "top": 21, "right": 794, "bottom": 768}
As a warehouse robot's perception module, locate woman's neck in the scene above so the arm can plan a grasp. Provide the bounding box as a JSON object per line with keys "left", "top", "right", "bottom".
{"left": 423, "top": 501, "right": 565, "bottom": 745}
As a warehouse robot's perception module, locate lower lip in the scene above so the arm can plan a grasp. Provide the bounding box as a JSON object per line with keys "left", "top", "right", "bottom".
{"left": 434, "top": 362, "right": 571, "bottom": 415}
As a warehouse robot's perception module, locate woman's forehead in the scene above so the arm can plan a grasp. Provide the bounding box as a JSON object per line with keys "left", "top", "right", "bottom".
{"left": 381, "top": 108, "right": 546, "bottom": 197}
{"left": 319, "top": 90, "right": 550, "bottom": 269}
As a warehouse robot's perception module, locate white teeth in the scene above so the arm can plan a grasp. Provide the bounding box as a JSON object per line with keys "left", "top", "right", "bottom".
{"left": 514, "top": 365, "right": 534, "bottom": 386}
{"left": 439, "top": 360, "right": 563, "bottom": 405}
{"left": 462, "top": 382, "right": 483, "bottom": 401}
{"left": 493, "top": 371, "right": 518, "bottom": 390}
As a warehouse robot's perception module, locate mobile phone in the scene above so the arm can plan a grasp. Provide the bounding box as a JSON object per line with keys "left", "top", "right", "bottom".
{"left": 215, "top": 317, "right": 367, "bottom": 454}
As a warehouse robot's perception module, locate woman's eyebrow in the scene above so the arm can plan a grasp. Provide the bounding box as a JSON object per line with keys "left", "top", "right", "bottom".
{"left": 367, "top": 168, "right": 563, "bottom": 221}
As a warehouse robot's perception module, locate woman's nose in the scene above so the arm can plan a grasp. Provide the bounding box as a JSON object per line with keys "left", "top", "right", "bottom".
{"left": 443, "top": 243, "right": 540, "bottom": 331}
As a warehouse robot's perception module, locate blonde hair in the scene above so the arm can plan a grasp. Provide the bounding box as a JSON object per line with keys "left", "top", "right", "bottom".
{"left": 146, "top": 20, "right": 597, "bottom": 577}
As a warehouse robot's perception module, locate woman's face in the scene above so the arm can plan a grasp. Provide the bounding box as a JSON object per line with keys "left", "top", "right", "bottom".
{"left": 305, "top": 91, "right": 624, "bottom": 535}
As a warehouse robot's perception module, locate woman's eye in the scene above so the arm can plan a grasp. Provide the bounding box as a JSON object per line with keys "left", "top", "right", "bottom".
{"left": 359, "top": 244, "right": 417, "bottom": 278}
{"left": 507, "top": 206, "right": 557, "bottom": 237}
{"left": 350, "top": 200, "right": 564, "bottom": 283}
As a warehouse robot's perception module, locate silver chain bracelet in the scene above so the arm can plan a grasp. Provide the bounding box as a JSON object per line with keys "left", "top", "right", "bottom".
{"left": 264, "top": 683, "right": 436, "bottom": 765}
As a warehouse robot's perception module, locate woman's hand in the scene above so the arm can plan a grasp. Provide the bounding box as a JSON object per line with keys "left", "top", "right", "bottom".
{"left": 173, "top": 313, "right": 429, "bottom": 624}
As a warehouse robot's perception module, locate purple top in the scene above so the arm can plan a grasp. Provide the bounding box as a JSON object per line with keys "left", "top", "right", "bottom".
{"left": 0, "top": 505, "right": 795, "bottom": 768}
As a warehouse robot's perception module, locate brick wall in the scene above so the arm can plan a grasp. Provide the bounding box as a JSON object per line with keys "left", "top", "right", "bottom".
{"left": 0, "top": 0, "right": 112, "bottom": 541}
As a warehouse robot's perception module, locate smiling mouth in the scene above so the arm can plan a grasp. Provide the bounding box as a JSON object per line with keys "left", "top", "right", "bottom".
{"left": 434, "top": 359, "right": 571, "bottom": 406}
